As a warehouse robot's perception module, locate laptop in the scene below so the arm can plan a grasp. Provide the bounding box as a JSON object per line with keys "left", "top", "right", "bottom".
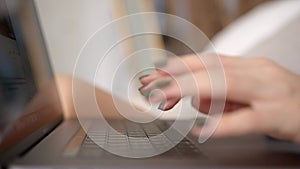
{"left": 1, "top": 0, "right": 300, "bottom": 168}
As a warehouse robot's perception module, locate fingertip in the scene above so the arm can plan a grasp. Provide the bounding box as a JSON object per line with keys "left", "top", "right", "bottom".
{"left": 138, "top": 85, "right": 145, "bottom": 92}
{"left": 139, "top": 75, "right": 151, "bottom": 85}
{"left": 139, "top": 73, "right": 159, "bottom": 85}
{"left": 164, "top": 98, "right": 180, "bottom": 110}
{"left": 157, "top": 103, "right": 165, "bottom": 112}
{"left": 138, "top": 74, "right": 150, "bottom": 80}
{"left": 158, "top": 98, "right": 180, "bottom": 111}
{"left": 155, "top": 79, "right": 172, "bottom": 88}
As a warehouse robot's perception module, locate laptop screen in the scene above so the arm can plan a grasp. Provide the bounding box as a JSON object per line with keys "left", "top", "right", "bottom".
{"left": 0, "top": 0, "right": 63, "bottom": 160}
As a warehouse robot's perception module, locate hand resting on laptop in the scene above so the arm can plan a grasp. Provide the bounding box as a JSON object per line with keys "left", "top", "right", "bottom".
{"left": 139, "top": 53, "right": 300, "bottom": 144}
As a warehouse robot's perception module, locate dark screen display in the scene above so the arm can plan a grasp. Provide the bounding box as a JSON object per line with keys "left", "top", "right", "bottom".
{"left": 0, "top": 18, "right": 36, "bottom": 142}
{"left": 0, "top": 0, "right": 63, "bottom": 156}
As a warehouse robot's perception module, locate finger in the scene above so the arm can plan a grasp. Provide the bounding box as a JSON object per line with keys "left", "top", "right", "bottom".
{"left": 139, "top": 54, "right": 244, "bottom": 95}
{"left": 191, "top": 97, "right": 249, "bottom": 114}
{"left": 139, "top": 70, "right": 213, "bottom": 103}
{"left": 139, "top": 73, "right": 164, "bottom": 85}
{"left": 140, "top": 56, "right": 257, "bottom": 104}
{"left": 139, "top": 68, "right": 174, "bottom": 85}
{"left": 139, "top": 54, "right": 249, "bottom": 85}
{"left": 139, "top": 77, "right": 173, "bottom": 98}
{"left": 158, "top": 98, "right": 180, "bottom": 111}
{"left": 158, "top": 54, "right": 204, "bottom": 75}
{"left": 156, "top": 69, "right": 217, "bottom": 103}
{"left": 139, "top": 53, "right": 218, "bottom": 84}
{"left": 161, "top": 53, "right": 248, "bottom": 75}
{"left": 215, "top": 108, "right": 259, "bottom": 137}
{"left": 192, "top": 108, "right": 259, "bottom": 138}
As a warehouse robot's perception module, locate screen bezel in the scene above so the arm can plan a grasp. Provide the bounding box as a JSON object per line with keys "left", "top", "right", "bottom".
{"left": 0, "top": 0, "right": 63, "bottom": 164}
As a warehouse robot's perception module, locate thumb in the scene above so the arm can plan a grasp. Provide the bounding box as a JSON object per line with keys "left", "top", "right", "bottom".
{"left": 213, "top": 108, "right": 259, "bottom": 137}
{"left": 193, "top": 108, "right": 260, "bottom": 138}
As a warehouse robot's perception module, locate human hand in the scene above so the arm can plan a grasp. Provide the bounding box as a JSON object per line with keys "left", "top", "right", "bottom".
{"left": 139, "top": 53, "right": 300, "bottom": 143}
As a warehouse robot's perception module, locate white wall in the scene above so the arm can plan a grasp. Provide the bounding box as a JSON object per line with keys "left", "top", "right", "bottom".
{"left": 34, "top": 0, "right": 120, "bottom": 91}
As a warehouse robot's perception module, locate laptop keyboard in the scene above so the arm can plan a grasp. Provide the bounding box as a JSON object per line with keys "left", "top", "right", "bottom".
{"left": 66, "top": 120, "right": 202, "bottom": 158}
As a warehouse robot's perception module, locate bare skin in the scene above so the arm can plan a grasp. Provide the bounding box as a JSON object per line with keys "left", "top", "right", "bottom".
{"left": 139, "top": 54, "right": 300, "bottom": 144}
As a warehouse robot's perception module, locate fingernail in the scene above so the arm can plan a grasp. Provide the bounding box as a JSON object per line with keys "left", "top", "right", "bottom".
{"left": 138, "top": 85, "right": 145, "bottom": 91}
{"left": 154, "top": 59, "right": 167, "bottom": 68}
{"left": 194, "top": 119, "right": 205, "bottom": 126}
{"left": 155, "top": 79, "right": 171, "bottom": 88}
{"left": 142, "top": 90, "right": 151, "bottom": 98}
{"left": 158, "top": 101, "right": 166, "bottom": 110}
{"left": 138, "top": 85, "right": 151, "bottom": 97}
{"left": 138, "top": 74, "right": 150, "bottom": 80}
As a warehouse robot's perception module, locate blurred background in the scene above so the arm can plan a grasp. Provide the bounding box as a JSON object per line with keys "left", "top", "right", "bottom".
{"left": 35, "top": 0, "right": 300, "bottom": 87}
{"left": 1, "top": 0, "right": 299, "bottom": 119}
